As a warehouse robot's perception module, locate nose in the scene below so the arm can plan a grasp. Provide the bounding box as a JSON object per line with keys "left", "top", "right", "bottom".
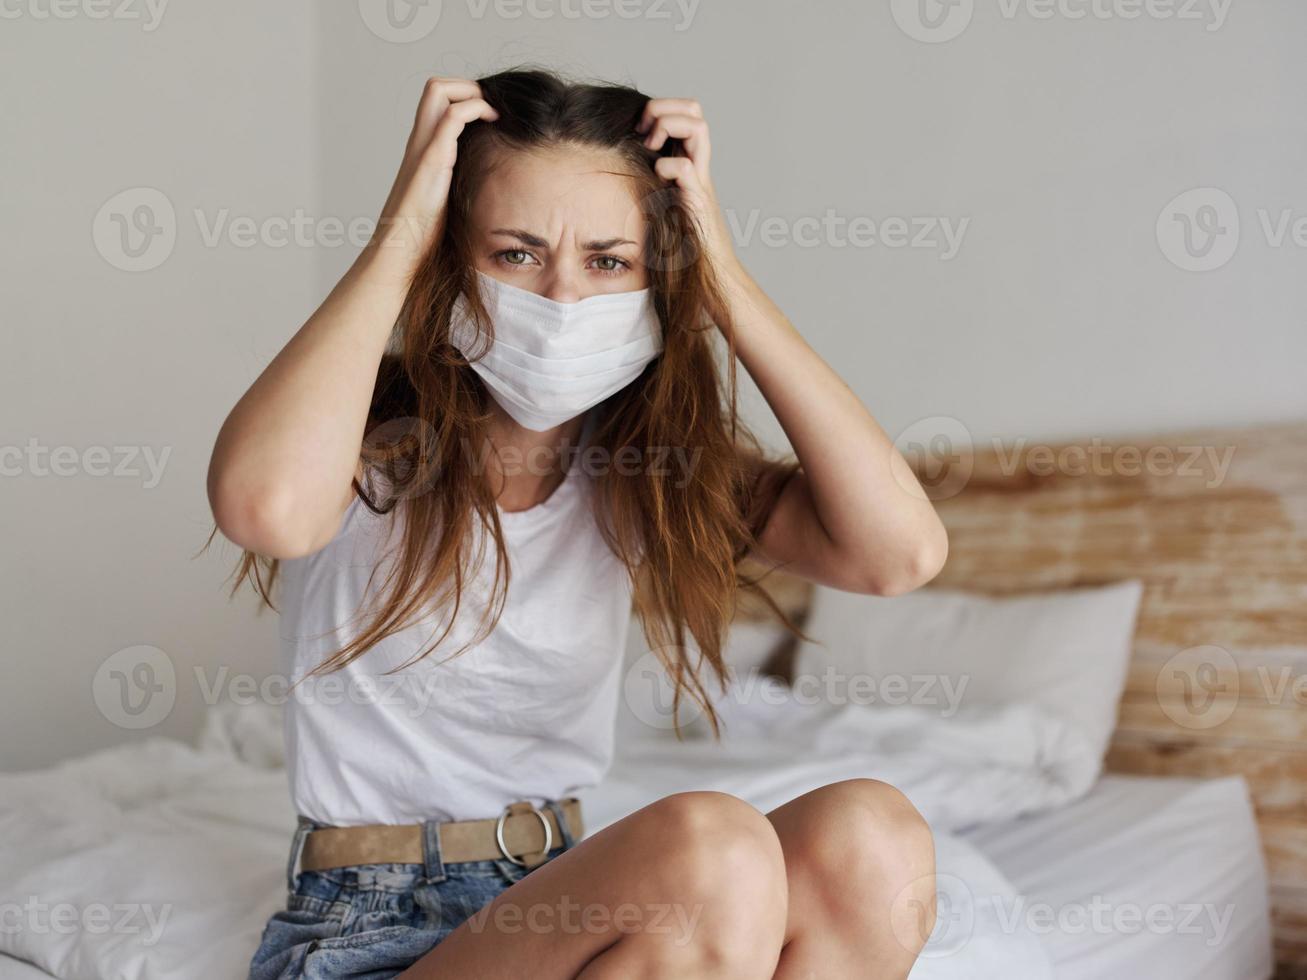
{"left": 538, "top": 257, "right": 587, "bottom": 304}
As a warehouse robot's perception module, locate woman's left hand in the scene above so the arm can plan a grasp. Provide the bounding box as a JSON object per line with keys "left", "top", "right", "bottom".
{"left": 637, "top": 98, "right": 741, "bottom": 282}
{"left": 638, "top": 102, "right": 948, "bottom": 600}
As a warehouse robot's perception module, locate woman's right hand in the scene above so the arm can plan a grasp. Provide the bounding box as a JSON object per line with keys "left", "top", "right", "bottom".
{"left": 209, "top": 78, "right": 496, "bottom": 560}
{"left": 370, "top": 77, "right": 499, "bottom": 274}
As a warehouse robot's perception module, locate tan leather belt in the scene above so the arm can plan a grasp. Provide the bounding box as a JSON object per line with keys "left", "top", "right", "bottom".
{"left": 300, "top": 800, "right": 582, "bottom": 873}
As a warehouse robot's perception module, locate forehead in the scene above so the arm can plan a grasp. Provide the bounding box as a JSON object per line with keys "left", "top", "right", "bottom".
{"left": 470, "top": 144, "right": 647, "bottom": 242}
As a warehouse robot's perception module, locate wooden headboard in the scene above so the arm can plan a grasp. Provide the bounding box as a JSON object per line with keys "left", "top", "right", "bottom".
{"left": 739, "top": 421, "right": 1307, "bottom": 969}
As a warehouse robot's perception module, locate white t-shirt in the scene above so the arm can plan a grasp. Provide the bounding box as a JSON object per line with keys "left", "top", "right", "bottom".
{"left": 277, "top": 427, "right": 636, "bottom": 826}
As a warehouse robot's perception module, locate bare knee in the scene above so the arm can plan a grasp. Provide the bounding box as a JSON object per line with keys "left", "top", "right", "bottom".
{"left": 626, "top": 791, "right": 788, "bottom": 972}
{"left": 781, "top": 780, "right": 936, "bottom": 944}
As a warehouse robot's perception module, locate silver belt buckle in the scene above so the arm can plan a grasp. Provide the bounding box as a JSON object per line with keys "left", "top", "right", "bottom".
{"left": 495, "top": 801, "right": 553, "bottom": 867}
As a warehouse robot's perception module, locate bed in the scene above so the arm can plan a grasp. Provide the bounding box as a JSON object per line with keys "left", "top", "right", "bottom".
{"left": 1, "top": 421, "right": 1299, "bottom": 978}
{"left": 738, "top": 419, "right": 1305, "bottom": 976}
{"left": 966, "top": 774, "right": 1270, "bottom": 978}
{"left": 0, "top": 717, "right": 1273, "bottom": 979}
{"left": 0, "top": 958, "right": 56, "bottom": 980}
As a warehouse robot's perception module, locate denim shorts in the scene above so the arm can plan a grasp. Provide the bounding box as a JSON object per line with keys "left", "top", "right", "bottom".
{"left": 249, "top": 801, "right": 576, "bottom": 980}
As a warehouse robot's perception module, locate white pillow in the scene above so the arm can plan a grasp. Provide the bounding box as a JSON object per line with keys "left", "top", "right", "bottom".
{"left": 793, "top": 581, "right": 1144, "bottom": 763}
{"left": 616, "top": 618, "right": 793, "bottom": 741}
{"left": 197, "top": 698, "right": 285, "bottom": 768}
{"left": 722, "top": 619, "right": 792, "bottom": 677}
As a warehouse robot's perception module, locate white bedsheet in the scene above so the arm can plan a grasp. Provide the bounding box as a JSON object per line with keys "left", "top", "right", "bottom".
{"left": 587, "top": 676, "right": 1274, "bottom": 980}
{"left": 0, "top": 956, "right": 56, "bottom": 980}
{"left": 0, "top": 734, "right": 1051, "bottom": 980}
{"left": 0, "top": 698, "right": 1274, "bottom": 979}
{"left": 0, "top": 739, "right": 292, "bottom": 979}
{"left": 582, "top": 744, "right": 1056, "bottom": 978}
{"left": 963, "top": 774, "right": 1273, "bottom": 980}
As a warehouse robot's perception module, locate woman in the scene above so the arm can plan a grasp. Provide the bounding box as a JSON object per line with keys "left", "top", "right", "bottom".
{"left": 211, "top": 67, "right": 948, "bottom": 980}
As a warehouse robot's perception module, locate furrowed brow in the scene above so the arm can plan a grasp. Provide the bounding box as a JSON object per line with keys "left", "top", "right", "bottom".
{"left": 490, "top": 228, "right": 551, "bottom": 248}
{"left": 489, "top": 229, "right": 639, "bottom": 252}
{"left": 583, "top": 237, "right": 639, "bottom": 251}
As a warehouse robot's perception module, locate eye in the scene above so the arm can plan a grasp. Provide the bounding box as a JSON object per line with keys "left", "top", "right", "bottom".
{"left": 494, "top": 249, "right": 537, "bottom": 268}
{"left": 590, "top": 254, "right": 632, "bottom": 276}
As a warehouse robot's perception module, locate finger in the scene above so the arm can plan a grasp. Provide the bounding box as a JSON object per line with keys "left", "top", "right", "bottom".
{"left": 636, "top": 97, "right": 704, "bottom": 134}
{"left": 422, "top": 97, "right": 499, "bottom": 167}
{"left": 643, "top": 114, "right": 711, "bottom": 177}
{"left": 410, "top": 77, "right": 493, "bottom": 155}
{"left": 653, "top": 155, "right": 704, "bottom": 193}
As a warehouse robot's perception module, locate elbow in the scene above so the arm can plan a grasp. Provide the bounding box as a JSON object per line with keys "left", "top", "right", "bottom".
{"left": 857, "top": 525, "right": 949, "bottom": 598}
{"left": 208, "top": 469, "right": 323, "bottom": 560}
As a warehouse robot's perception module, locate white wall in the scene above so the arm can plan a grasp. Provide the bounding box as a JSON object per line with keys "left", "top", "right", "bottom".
{"left": 1, "top": 1, "right": 319, "bottom": 769}
{"left": 315, "top": 0, "right": 1307, "bottom": 452}
{"left": 4, "top": 0, "right": 1304, "bottom": 768}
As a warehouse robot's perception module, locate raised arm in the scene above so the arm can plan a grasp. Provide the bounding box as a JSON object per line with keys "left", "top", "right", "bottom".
{"left": 207, "top": 79, "right": 497, "bottom": 558}
{"left": 638, "top": 97, "right": 948, "bottom": 596}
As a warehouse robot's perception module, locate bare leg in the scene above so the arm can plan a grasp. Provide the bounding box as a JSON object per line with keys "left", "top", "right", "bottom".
{"left": 767, "top": 779, "right": 936, "bottom": 980}
{"left": 399, "top": 791, "right": 789, "bottom": 980}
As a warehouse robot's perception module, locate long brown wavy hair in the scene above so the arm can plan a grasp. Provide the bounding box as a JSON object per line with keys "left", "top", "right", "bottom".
{"left": 229, "top": 68, "right": 802, "bottom": 733}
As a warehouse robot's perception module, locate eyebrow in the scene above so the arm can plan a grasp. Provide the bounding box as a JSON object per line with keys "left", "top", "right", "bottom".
{"left": 489, "top": 227, "right": 639, "bottom": 251}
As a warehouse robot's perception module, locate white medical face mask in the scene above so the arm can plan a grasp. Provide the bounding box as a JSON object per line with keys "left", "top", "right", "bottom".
{"left": 449, "top": 271, "right": 663, "bottom": 432}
